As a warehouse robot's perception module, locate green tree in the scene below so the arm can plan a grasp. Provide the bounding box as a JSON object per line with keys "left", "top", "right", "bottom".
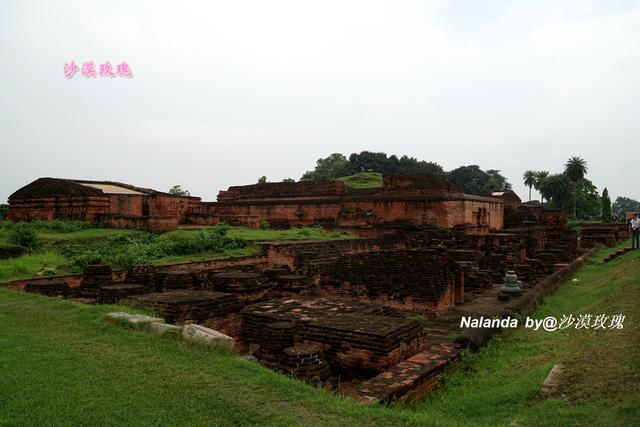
{"left": 447, "top": 165, "right": 511, "bottom": 195}
{"left": 485, "top": 170, "right": 512, "bottom": 191}
{"left": 0, "top": 204, "right": 8, "bottom": 220}
{"left": 612, "top": 197, "right": 640, "bottom": 216}
{"left": 564, "top": 156, "right": 588, "bottom": 219}
{"left": 534, "top": 171, "right": 549, "bottom": 204}
{"left": 540, "top": 175, "right": 600, "bottom": 219}
{"left": 396, "top": 155, "right": 446, "bottom": 177}
{"left": 301, "top": 151, "right": 447, "bottom": 181}
{"left": 257, "top": 176, "right": 267, "bottom": 184}
{"left": 601, "top": 188, "right": 612, "bottom": 223}
{"left": 348, "top": 151, "right": 445, "bottom": 177}
{"left": 575, "top": 179, "right": 601, "bottom": 218}
{"left": 300, "top": 153, "right": 353, "bottom": 181}
{"left": 447, "top": 165, "right": 488, "bottom": 194}
{"left": 539, "top": 174, "right": 572, "bottom": 210}
{"left": 523, "top": 170, "right": 536, "bottom": 202}
{"left": 168, "top": 185, "right": 190, "bottom": 196}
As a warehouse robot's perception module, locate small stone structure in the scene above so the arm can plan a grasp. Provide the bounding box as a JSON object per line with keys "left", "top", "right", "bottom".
{"left": 499, "top": 270, "right": 523, "bottom": 299}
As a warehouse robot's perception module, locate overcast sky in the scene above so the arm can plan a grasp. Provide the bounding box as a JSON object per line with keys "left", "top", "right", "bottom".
{"left": 1, "top": 0, "right": 638, "bottom": 203}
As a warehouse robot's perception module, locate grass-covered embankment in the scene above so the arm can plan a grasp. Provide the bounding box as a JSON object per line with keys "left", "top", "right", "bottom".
{"left": 336, "top": 172, "right": 383, "bottom": 189}
{"left": 0, "top": 221, "right": 353, "bottom": 283}
{"left": 0, "top": 244, "right": 638, "bottom": 426}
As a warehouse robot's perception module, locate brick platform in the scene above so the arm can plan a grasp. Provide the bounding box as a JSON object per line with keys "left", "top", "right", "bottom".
{"left": 348, "top": 342, "right": 460, "bottom": 404}
{"left": 129, "top": 289, "right": 242, "bottom": 323}
{"left": 97, "top": 284, "right": 147, "bottom": 304}
{"left": 24, "top": 280, "right": 71, "bottom": 297}
{"left": 242, "top": 297, "right": 427, "bottom": 372}
{"left": 79, "top": 264, "right": 113, "bottom": 298}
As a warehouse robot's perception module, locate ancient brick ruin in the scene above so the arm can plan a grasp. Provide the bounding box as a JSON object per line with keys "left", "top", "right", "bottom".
{"left": 11, "top": 174, "right": 620, "bottom": 403}
{"left": 188, "top": 175, "right": 504, "bottom": 233}
{"left": 7, "top": 178, "right": 198, "bottom": 231}
{"left": 580, "top": 223, "right": 631, "bottom": 248}
{"left": 8, "top": 175, "right": 503, "bottom": 233}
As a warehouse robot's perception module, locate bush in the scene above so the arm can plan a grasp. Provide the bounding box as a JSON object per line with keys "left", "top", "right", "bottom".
{"left": 59, "top": 229, "right": 249, "bottom": 269}
{"left": 8, "top": 224, "right": 40, "bottom": 250}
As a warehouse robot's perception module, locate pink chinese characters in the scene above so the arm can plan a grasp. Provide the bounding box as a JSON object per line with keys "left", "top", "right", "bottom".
{"left": 64, "top": 61, "right": 134, "bottom": 79}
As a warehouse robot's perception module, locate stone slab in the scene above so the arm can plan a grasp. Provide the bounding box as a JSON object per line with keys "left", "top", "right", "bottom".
{"left": 182, "top": 324, "right": 234, "bottom": 350}
{"left": 107, "top": 312, "right": 163, "bottom": 324}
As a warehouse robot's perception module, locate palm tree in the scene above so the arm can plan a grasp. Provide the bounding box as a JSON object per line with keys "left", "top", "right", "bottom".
{"left": 564, "top": 156, "right": 588, "bottom": 219}
{"left": 523, "top": 170, "right": 536, "bottom": 202}
{"left": 534, "top": 171, "right": 549, "bottom": 205}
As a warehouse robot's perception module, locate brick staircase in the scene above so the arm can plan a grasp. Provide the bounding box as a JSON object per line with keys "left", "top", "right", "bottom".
{"left": 346, "top": 340, "right": 460, "bottom": 404}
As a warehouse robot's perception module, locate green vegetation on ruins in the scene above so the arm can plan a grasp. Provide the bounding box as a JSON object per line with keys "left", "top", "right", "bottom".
{"left": 299, "top": 151, "right": 511, "bottom": 195}
{"left": 0, "top": 220, "right": 352, "bottom": 283}
{"left": 0, "top": 243, "right": 637, "bottom": 426}
{"left": 298, "top": 151, "right": 638, "bottom": 221}
{"left": 336, "top": 172, "right": 383, "bottom": 189}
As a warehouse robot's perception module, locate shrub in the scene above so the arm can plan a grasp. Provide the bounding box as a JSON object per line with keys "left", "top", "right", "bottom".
{"left": 59, "top": 229, "right": 249, "bottom": 268}
{"left": 8, "top": 223, "right": 40, "bottom": 250}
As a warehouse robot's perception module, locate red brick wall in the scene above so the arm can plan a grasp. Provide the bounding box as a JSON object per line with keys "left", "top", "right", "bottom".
{"left": 8, "top": 196, "right": 111, "bottom": 222}
{"left": 109, "top": 195, "right": 143, "bottom": 217}
{"left": 187, "top": 196, "right": 504, "bottom": 232}
{"left": 147, "top": 195, "right": 197, "bottom": 220}
{"left": 316, "top": 250, "right": 459, "bottom": 316}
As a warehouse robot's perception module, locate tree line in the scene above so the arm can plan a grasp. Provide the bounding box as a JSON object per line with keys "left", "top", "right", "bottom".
{"left": 523, "top": 156, "right": 638, "bottom": 221}
{"left": 299, "top": 152, "right": 511, "bottom": 195}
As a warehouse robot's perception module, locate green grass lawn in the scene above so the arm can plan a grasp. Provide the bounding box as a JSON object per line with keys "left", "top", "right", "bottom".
{"left": 169, "top": 226, "right": 353, "bottom": 241}
{"left": 0, "top": 245, "right": 638, "bottom": 426}
{"left": 336, "top": 172, "right": 383, "bottom": 189}
{"left": 0, "top": 251, "right": 75, "bottom": 283}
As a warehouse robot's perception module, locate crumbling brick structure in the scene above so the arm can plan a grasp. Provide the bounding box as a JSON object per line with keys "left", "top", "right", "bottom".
{"left": 315, "top": 249, "right": 462, "bottom": 315}
{"left": 8, "top": 175, "right": 504, "bottom": 233}
{"left": 7, "top": 177, "right": 199, "bottom": 231}
{"left": 241, "top": 297, "right": 427, "bottom": 375}
{"left": 187, "top": 175, "right": 504, "bottom": 234}
{"left": 580, "top": 223, "right": 631, "bottom": 248}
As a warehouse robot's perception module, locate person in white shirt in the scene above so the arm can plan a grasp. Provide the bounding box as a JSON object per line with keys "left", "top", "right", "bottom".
{"left": 631, "top": 213, "right": 640, "bottom": 249}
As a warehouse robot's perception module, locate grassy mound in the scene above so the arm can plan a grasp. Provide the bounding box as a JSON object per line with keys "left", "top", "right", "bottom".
{"left": 336, "top": 172, "right": 383, "bottom": 189}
